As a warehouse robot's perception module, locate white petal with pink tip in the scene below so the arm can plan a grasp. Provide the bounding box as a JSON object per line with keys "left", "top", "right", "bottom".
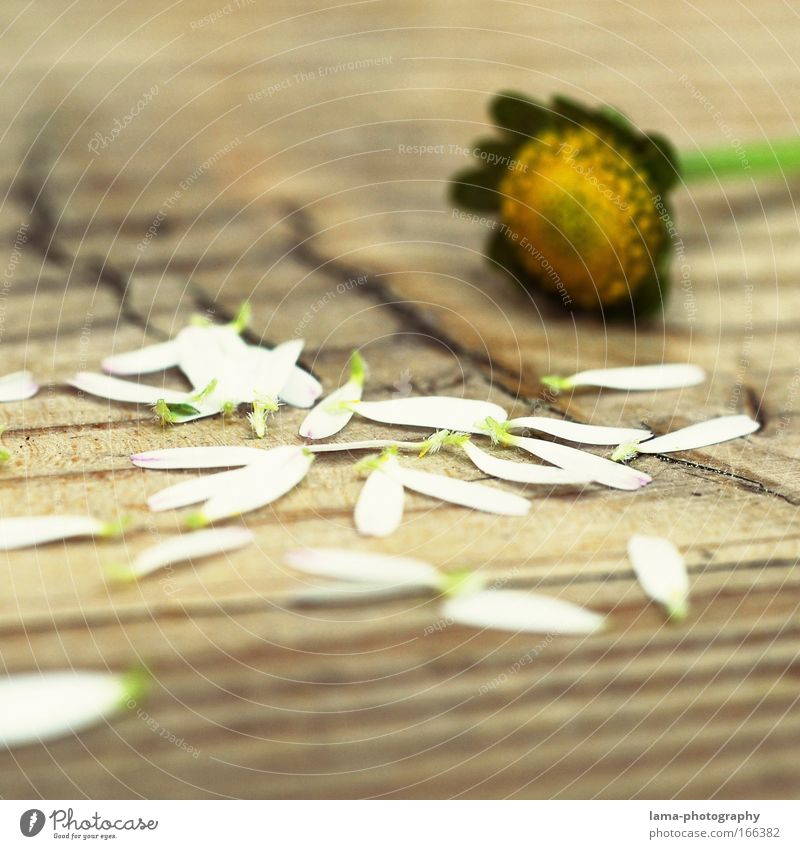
{"left": 0, "top": 371, "right": 38, "bottom": 402}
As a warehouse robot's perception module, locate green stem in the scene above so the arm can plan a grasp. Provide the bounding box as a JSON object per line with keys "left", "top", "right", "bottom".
{"left": 680, "top": 138, "right": 800, "bottom": 182}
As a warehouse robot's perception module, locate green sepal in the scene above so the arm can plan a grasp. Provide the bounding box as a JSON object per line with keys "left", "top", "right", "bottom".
{"left": 597, "top": 104, "right": 636, "bottom": 134}
{"left": 490, "top": 90, "right": 551, "bottom": 139}
{"left": 552, "top": 95, "right": 639, "bottom": 150}
{"left": 472, "top": 138, "right": 521, "bottom": 171}
{"left": 637, "top": 132, "right": 681, "bottom": 192}
{"left": 484, "top": 226, "right": 527, "bottom": 277}
{"left": 168, "top": 403, "right": 202, "bottom": 417}
{"left": 450, "top": 166, "right": 504, "bottom": 211}
{"left": 153, "top": 399, "right": 202, "bottom": 425}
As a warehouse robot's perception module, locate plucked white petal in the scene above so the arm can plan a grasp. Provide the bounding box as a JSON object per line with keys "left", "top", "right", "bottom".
{"left": 147, "top": 468, "right": 248, "bottom": 512}
{"left": 128, "top": 527, "right": 253, "bottom": 578}
{"left": 507, "top": 416, "right": 651, "bottom": 446}
{"left": 442, "top": 589, "right": 605, "bottom": 634}
{"left": 354, "top": 467, "right": 405, "bottom": 536}
{"left": 70, "top": 372, "right": 190, "bottom": 405}
{"left": 206, "top": 324, "right": 251, "bottom": 355}
{"left": 145, "top": 446, "right": 300, "bottom": 510}
{"left": 102, "top": 340, "right": 179, "bottom": 375}
{"left": 568, "top": 364, "right": 706, "bottom": 391}
{"left": 463, "top": 441, "right": 592, "bottom": 485}
{"left": 300, "top": 378, "right": 363, "bottom": 439}
{"left": 511, "top": 435, "right": 651, "bottom": 490}
{"left": 261, "top": 339, "right": 304, "bottom": 396}
{"left": 99, "top": 322, "right": 319, "bottom": 406}
{"left": 131, "top": 445, "right": 268, "bottom": 469}
{"left": 238, "top": 340, "right": 304, "bottom": 403}
{"left": 0, "top": 670, "right": 139, "bottom": 748}
{"left": 284, "top": 547, "right": 440, "bottom": 588}
{"left": 0, "top": 515, "right": 108, "bottom": 550}
{"left": 637, "top": 415, "right": 760, "bottom": 454}
{"left": 0, "top": 370, "right": 38, "bottom": 402}
{"left": 388, "top": 462, "right": 530, "bottom": 516}
{"left": 177, "top": 328, "right": 305, "bottom": 405}
{"left": 280, "top": 365, "right": 323, "bottom": 408}
{"left": 307, "top": 439, "right": 409, "bottom": 454}
{"left": 628, "top": 534, "right": 689, "bottom": 619}
{"left": 176, "top": 325, "right": 245, "bottom": 392}
{"left": 196, "top": 447, "right": 313, "bottom": 522}
{"left": 353, "top": 397, "right": 508, "bottom": 434}
{"left": 354, "top": 396, "right": 508, "bottom": 432}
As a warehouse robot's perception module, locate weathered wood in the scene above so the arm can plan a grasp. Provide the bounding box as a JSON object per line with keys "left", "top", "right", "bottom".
{"left": 0, "top": 0, "right": 799, "bottom": 799}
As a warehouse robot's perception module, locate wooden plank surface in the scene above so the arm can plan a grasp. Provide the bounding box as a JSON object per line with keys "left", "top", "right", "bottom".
{"left": 1, "top": 0, "right": 799, "bottom": 799}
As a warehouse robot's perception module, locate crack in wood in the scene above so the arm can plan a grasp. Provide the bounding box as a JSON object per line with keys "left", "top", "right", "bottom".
{"left": 650, "top": 452, "right": 800, "bottom": 505}
{"left": 278, "top": 203, "right": 531, "bottom": 402}
{"left": 12, "top": 171, "right": 167, "bottom": 339}
{"left": 743, "top": 382, "right": 768, "bottom": 430}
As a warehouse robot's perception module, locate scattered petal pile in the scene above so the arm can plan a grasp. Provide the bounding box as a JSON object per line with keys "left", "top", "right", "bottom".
{"left": 0, "top": 301, "right": 765, "bottom": 745}
{"left": 72, "top": 304, "right": 321, "bottom": 429}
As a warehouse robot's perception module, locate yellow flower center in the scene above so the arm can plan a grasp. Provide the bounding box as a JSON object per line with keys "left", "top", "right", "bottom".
{"left": 498, "top": 126, "right": 665, "bottom": 309}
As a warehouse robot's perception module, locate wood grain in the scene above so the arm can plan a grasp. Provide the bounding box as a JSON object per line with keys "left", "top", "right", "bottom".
{"left": 0, "top": 0, "right": 798, "bottom": 799}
